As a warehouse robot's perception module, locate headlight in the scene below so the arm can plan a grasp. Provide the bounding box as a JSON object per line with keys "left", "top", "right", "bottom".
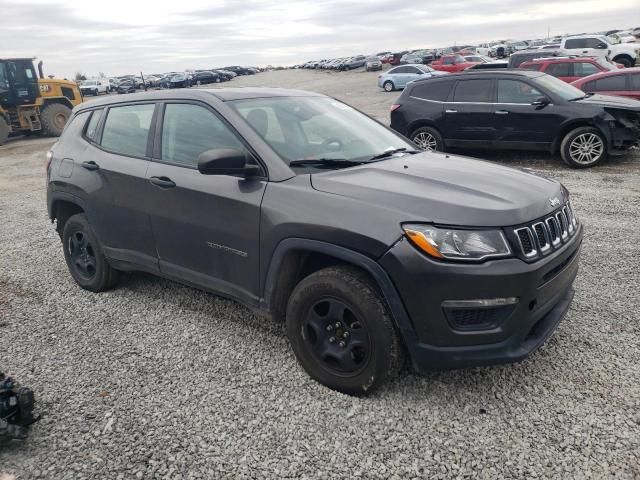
{"left": 403, "top": 224, "right": 511, "bottom": 261}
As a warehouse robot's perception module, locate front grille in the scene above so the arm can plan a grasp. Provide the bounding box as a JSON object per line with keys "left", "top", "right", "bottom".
{"left": 512, "top": 201, "right": 578, "bottom": 260}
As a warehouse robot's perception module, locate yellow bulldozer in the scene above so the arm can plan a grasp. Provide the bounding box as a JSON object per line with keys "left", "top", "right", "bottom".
{"left": 0, "top": 58, "right": 83, "bottom": 145}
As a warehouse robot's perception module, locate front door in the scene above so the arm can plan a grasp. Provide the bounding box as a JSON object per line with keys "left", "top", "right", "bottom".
{"left": 443, "top": 78, "right": 497, "bottom": 147}
{"left": 146, "top": 101, "right": 267, "bottom": 303}
{"left": 493, "top": 79, "right": 563, "bottom": 149}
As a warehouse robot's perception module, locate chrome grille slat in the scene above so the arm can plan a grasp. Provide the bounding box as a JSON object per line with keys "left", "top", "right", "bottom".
{"left": 511, "top": 201, "right": 578, "bottom": 260}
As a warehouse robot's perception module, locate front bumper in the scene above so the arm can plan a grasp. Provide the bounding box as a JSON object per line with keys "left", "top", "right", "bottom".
{"left": 379, "top": 225, "right": 582, "bottom": 373}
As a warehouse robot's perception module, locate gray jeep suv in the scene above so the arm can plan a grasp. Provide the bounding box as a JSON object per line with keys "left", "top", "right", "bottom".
{"left": 46, "top": 88, "right": 582, "bottom": 395}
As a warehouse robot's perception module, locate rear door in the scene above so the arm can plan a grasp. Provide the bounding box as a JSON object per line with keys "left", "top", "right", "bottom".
{"left": 82, "top": 102, "right": 159, "bottom": 270}
{"left": 145, "top": 101, "right": 267, "bottom": 302}
{"left": 443, "top": 78, "right": 496, "bottom": 147}
{"left": 494, "top": 78, "right": 563, "bottom": 149}
{"left": 587, "top": 73, "right": 631, "bottom": 98}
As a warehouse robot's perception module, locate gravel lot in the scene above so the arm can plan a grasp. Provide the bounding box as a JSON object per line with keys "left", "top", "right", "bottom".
{"left": 1, "top": 69, "right": 639, "bottom": 479}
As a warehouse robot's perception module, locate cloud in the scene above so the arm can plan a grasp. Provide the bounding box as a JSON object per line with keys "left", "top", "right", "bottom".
{"left": 0, "top": 0, "right": 637, "bottom": 77}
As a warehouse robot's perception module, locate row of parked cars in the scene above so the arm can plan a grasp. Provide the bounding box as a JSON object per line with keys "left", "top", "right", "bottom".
{"left": 83, "top": 66, "right": 263, "bottom": 96}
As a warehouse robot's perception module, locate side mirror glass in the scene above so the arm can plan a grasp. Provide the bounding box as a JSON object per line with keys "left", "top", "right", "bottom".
{"left": 197, "top": 148, "right": 261, "bottom": 177}
{"left": 531, "top": 96, "right": 550, "bottom": 106}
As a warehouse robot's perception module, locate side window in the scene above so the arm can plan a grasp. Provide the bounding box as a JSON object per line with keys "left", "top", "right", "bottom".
{"left": 411, "top": 80, "right": 453, "bottom": 101}
{"left": 161, "top": 103, "right": 245, "bottom": 168}
{"left": 545, "top": 63, "right": 571, "bottom": 77}
{"left": 497, "top": 80, "right": 543, "bottom": 103}
{"left": 100, "top": 104, "right": 155, "bottom": 158}
{"left": 407, "top": 67, "right": 420, "bottom": 74}
{"left": 564, "top": 39, "right": 584, "bottom": 49}
{"left": 593, "top": 75, "right": 627, "bottom": 91}
{"left": 631, "top": 74, "right": 640, "bottom": 90}
{"left": 583, "top": 80, "right": 597, "bottom": 92}
{"left": 584, "top": 38, "right": 605, "bottom": 48}
{"left": 84, "top": 109, "right": 104, "bottom": 142}
{"left": 62, "top": 111, "right": 90, "bottom": 137}
{"left": 443, "top": 57, "right": 454, "bottom": 65}
{"left": 452, "top": 79, "right": 492, "bottom": 102}
{"left": 393, "top": 66, "right": 409, "bottom": 74}
{"left": 573, "top": 62, "right": 600, "bottom": 77}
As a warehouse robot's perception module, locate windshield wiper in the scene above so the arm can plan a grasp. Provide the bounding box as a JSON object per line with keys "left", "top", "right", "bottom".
{"left": 367, "top": 148, "right": 420, "bottom": 161}
{"left": 288, "top": 158, "right": 365, "bottom": 167}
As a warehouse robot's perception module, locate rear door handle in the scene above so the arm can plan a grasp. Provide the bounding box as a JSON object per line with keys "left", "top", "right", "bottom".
{"left": 82, "top": 161, "right": 99, "bottom": 171}
{"left": 445, "top": 109, "right": 457, "bottom": 113}
{"left": 149, "top": 176, "right": 176, "bottom": 189}
{"left": 496, "top": 110, "right": 509, "bottom": 115}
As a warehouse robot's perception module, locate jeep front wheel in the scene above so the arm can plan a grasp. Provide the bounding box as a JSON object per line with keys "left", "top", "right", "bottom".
{"left": 41, "top": 103, "right": 72, "bottom": 137}
{"left": 286, "top": 266, "right": 404, "bottom": 395}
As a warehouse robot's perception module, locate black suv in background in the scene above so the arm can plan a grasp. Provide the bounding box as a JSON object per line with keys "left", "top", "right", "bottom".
{"left": 47, "top": 88, "right": 582, "bottom": 394}
{"left": 391, "top": 70, "right": 640, "bottom": 167}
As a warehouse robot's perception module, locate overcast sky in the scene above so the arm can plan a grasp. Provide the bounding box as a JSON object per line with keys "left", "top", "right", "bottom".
{"left": 2, "top": 0, "right": 638, "bottom": 78}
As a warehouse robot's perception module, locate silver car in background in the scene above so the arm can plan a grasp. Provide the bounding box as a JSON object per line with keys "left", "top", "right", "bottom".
{"left": 365, "top": 56, "right": 382, "bottom": 71}
{"left": 377, "top": 64, "right": 448, "bottom": 92}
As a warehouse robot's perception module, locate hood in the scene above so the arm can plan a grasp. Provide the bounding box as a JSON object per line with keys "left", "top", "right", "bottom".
{"left": 575, "top": 94, "right": 640, "bottom": 110}
{"left": 310, "top": 153, "right": 565, "bottom": 227}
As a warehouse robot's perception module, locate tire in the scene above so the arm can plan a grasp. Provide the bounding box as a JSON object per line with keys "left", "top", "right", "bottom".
{"left": 0, "top": 116, "right": 9, "bottom": 146}
{"left": 613, "top": 56, "right": 633, "bottom": 68}
{"left": 410, "top": 126, "right": 444, "bottom": 151}
{"left": 560, "top": 126, "right": 607, "bottom": 168}
{"left": 93, "top": 89, "right": 98, "bottom": 96}
{"left": 40, "top": 103, "right": 72, "bottom": 137}
{"left": 286, "top": 266, "right": 404, "bottom": 396}
{"left": 62, "top": 214, "right": 117, "bottom": 292}
{"left": 383, "top": 81, "right": 394, "bottom": 92}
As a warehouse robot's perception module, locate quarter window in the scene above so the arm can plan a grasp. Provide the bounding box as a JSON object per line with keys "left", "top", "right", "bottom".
{"left": 497, "top": 80, "right": 543, "bottom": 103}
{"left": 100, "top": 104, "right": 155, "bottom": 158}
{"left": 453, "top": 79, "right": 492, "bottom": 102}
{"left": 85, "top": 109, "right": 103, "bottom": 142}
{"left": 411, "top": 80, "right": 453, "bottom": 101}
{"left": 161, "top": 103, "right": 245, "bottom": 168}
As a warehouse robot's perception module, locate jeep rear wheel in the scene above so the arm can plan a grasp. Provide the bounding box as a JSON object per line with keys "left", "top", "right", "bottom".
{"left": 286, "top": 266, "right": 404, "bottom": 395}
{"left": 41, "top": 103, "right": 72, "bottom": 137}
{"left": 62, "top": 214, "right": 117, "bottom": 292}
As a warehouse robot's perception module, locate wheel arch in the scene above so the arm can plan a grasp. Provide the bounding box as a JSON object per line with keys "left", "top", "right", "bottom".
{"left": 41, "top": 97, "right": 74, "bottom": 111}
{"left": 551, "top": 119, "right": 609, "bottom": 153}
{"left": 612, "top": 53, "right": 634, "bottom": 65}
{"left": 406, "top": 119, "right": 441, "bottom": 138}
{"left": 49, "top": 192, "right": 87, "bottom": 236}
{"left": 261, "top": 239, "right": 416, "bottom": 342}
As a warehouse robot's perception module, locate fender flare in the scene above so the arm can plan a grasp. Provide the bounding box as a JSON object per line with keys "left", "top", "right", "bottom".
{"left": 47, "top": 191, "right": 88, "bottom": 221}
{"left": 260, "top": 238, "right": 418, "bottom": 343}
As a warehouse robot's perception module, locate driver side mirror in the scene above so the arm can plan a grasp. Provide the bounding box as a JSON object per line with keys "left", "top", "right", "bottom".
{"left": 595, "top": 43, "right": 608, "bottom": 49}
{"left": 531, "top": 96, "right": 550, "bottom": 107}
{"left": 197, "top": 148, "right": 261, "bottom": 177}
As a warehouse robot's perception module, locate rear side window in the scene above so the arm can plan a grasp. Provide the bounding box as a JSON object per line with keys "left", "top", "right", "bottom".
{"left": 411, "top": 80, "right": 453, "bottom": 102}
{"left": 84, "top": 109, "right": 103, "bottom": 142}
{"left": 442, "top": 57, "right": 454, "bottom": 65}
{"left": 564, "top": 39, "right": 585, "bottom": 49}
{"left": 100, "top": 104, "right": 155, "bottom": 158}
{"left": 545, "top": 63, "right": 571, "bottom": 77}
{"left": 452, "top": 79, "right": 492, "bottom": 102}
{"left": 573, "top": 62, "right": 600, "bottom": 77}
{"left": 591, "top": 75, "right": 627, "bottom": 91}
{"left": 161, "top": 103, "right": 245, "bottom": 168}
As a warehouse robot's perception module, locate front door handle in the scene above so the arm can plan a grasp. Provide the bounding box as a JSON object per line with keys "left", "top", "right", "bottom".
{"left": 496, "top": 110, "right": 509, "bottom": 115}
{"left": 445, "top": 109, "right": 458, "bottom": 113}
{"left": 149, "top": 176, "right": 176, "bottom": 189}
{"left": 82, "top": 161, "right": 99, "bottom": 171}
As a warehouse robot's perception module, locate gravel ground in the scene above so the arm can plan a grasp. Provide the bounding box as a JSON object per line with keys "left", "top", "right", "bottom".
{"left": 1, "top": 69, "right": 640, "bottom": 479}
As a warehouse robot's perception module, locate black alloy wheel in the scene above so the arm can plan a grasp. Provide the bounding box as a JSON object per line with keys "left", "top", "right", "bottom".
{"left": 303, "top": 297, "right": 371, "bottom": 375}
{"left": 67, "top": 230, "right": 97, "bottom": 280}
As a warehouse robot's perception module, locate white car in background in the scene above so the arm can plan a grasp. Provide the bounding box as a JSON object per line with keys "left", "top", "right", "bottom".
{"left": 79, "top": 79, "right": 109, "bottom": 96}
{"left": 560, "top": 35, "right": 639, "bottom": 67}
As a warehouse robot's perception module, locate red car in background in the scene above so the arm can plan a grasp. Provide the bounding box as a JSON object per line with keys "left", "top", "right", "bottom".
{"left": 571, "top": 68, "right": 640, "bottom": 100}
{"left": 430, "top": 54, "right": 480, "bottom": 72}
{"left": 518, "top": 56, "right": 620, "bottom": 83}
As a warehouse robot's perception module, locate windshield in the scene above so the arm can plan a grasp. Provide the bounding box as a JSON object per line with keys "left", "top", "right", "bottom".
{"left": 229, "top": 97, "right": 413, "bottom": 169}
{"left": 84, "top": 81, "right": 96, "bottom": 85}
{"left": 533, "top": 74, "right": 587, "bottom": 100}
